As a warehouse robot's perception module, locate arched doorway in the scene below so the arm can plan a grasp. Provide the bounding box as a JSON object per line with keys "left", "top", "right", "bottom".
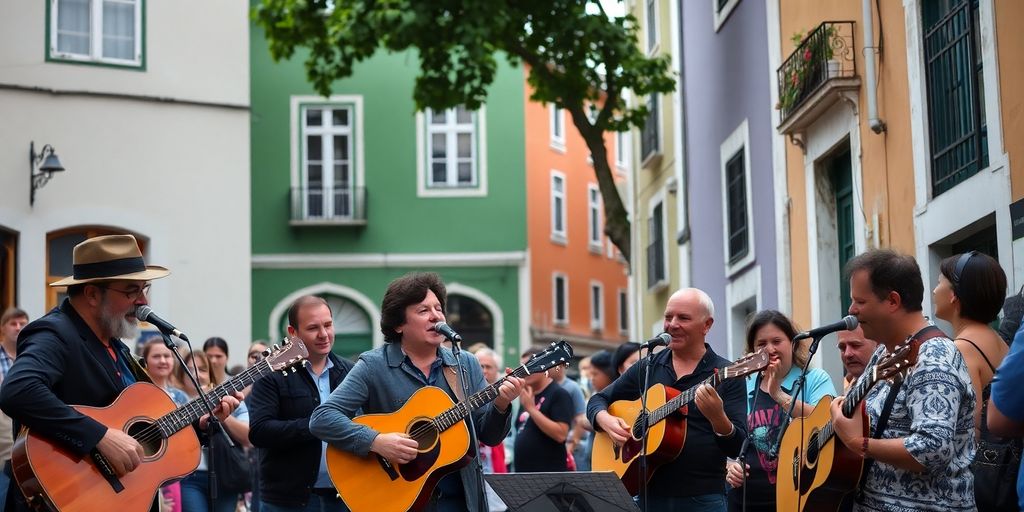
{"left": 447, "top": 294, "right": 494, "bottom": 349}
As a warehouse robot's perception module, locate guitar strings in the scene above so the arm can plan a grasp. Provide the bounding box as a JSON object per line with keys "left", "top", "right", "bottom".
{"left": 129, "top": 362, "right": 270, "bottom": 445}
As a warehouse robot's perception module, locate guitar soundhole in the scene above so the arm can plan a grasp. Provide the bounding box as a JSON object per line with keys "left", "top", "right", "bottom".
{"left": 126, "top": 420, "right": 163, "bottom": 458}
{"left": 631, "top": 413, "right": 647, "bottom": 440}
{"left": 805, "top": 431, "right": 820, "bottom": 465}
{"left": 408, "top": 419, "right": 438, "bottom": 452}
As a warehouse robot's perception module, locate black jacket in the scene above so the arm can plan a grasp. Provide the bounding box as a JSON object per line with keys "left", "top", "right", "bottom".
{"left": 247, "top": 352, "right": 354, "bottom": 507}
{"left": 0, "top": 299, "right": 148, "bottom": 457}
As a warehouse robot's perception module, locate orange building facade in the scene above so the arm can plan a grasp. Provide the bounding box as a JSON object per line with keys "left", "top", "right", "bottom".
{"left": 523, "top": 72, "right": 631, "bottom": 357}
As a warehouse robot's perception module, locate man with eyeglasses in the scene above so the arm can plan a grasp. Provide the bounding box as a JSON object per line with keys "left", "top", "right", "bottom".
{"left": 0, "top": 235, "right": 243, "bottom": 512}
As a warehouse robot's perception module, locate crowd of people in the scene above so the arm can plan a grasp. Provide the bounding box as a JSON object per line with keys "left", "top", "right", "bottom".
{"left": 0, "top": 234, "right": 1022, "bottom": 512}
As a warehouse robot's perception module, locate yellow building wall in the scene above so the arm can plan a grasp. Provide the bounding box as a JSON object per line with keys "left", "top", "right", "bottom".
{"left": 996, "top": 0, "right": 1024, "bottom": 200}
{"left": 778, "top": 0, "right": 917, "bottom": 327}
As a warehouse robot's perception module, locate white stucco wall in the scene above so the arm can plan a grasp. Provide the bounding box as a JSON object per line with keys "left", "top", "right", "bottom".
{"left": 0, "top": 0, "right": 252, "bottom": 365}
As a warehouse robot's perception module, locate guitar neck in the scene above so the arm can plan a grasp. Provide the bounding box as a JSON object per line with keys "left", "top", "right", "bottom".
{"left": 154, "top": 360, "right": 274, "bottom": 435}
{"left": 432, "top": 363, "right": 533, "bottom": 432}
{"left": 818, "top": 370, "right": 879, "bottom": 447}
{"left": 648, "top": 373, "right": 718, "bottom": 426}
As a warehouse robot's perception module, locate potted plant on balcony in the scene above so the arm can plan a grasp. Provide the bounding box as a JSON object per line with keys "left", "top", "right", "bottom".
{"left": 777, "top": 25, "right": 840, "bottom": 112}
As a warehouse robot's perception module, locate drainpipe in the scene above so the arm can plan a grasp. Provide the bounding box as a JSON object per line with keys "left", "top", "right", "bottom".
{"left": 862, "top": 0, "right": 886, "bottom": 133}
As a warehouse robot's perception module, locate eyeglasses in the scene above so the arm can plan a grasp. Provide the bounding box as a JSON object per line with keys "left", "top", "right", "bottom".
{"left": 99, "top": 283, "right": 151, "bottom": 301}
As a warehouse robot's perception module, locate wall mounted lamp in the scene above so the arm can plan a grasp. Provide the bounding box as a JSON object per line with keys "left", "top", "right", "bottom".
{"left": 30, "top": 141, "right": 65, "bottom": 206}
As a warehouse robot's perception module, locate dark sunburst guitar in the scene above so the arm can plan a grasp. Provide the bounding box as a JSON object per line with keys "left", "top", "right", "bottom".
{"left": 592, "top": 348, "right": 769, "bottom": 495}
{"left": 12, "top": 339, "right": 308, "bottom": 512}
{"left": 776, "top": 339, "right": 920, "bottom": 512}
{"left": 325, "top": 340, "right": 574, "bottom": 512}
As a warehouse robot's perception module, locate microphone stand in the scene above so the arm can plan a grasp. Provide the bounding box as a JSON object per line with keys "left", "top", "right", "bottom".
{"left": 448, "top": 337, "right": 487, "bottom": 512}
{"left": 162, "top": 332, "right": 234, "bottom": 512}
{"left": 767, "top": 331, "right": 823, "bottom": 476}
{"left": 737, "top": 372, "right": 762, "bottom": 512}
{"left": 637, "top": 344, "right": 657, "bottom": 512}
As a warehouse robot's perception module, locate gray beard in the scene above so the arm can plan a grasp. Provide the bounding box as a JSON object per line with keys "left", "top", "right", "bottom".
{"left": 99, "top": 299, "right": 139, "bottom": 340}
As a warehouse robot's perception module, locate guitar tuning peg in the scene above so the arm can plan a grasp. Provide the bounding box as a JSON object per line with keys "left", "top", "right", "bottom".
{"left": 272, "top": 344, "right": 281, "bottom": 351}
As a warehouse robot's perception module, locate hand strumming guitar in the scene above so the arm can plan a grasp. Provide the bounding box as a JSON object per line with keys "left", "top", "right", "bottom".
{"left": 95, "top": 428, "right": 145, "bottom": 476}
{"left": 594, "top": 410, "right": 631, "bottom": 445}
{"left": 371, "top": 432, "right": 420, "bottom": 465}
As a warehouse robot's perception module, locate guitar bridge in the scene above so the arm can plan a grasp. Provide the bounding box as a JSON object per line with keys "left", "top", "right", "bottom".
{"left": 90, "top": 451, "right": 125, "bottom": 493}
{"left": 376, "top": 454, "right": 400, "bottom": 481}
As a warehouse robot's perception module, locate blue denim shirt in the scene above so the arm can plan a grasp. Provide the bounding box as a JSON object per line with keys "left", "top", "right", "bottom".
{"left": 310, "top": 342, "right": 512, "bottom": 512}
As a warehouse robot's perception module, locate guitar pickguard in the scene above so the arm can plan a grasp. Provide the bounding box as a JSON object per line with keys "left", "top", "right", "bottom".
{"left": 398, "top": 439, "right": 441, "bottom": 481}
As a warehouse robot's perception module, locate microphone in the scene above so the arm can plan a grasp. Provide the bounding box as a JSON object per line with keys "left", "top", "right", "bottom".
{"left": 794, "top": 315, "right": 859, "bottom": 341}
{"left": 639, "top": 332, "right": 672, "bottom": 350}
{"left": 135, "top": 305, "right": 189, "bottom": 342}
{"left": 433, "top": 322, "right": 462, "bottom": 342}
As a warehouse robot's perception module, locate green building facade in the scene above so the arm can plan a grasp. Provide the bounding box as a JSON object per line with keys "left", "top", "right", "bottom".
{"left": 250, "top": 25, "right": 528, "bottom": 363}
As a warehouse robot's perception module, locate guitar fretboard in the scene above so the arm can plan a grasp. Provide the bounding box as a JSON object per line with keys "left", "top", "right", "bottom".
{"left": 431, "top": 363, "right": 534, "bottom": 432}
{"left": 151, "top": 360, "right": 275, "bottom": 437}
{"left": 646, "top": 370, "right": 723, "bottom": 427}
{"left": 813, "top": 368, "right": 879, "bottom": 454}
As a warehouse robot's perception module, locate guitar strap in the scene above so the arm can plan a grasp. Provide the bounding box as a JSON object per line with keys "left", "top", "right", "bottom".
{"left": 444, "top": 366, "right": 467, "bottom": 402}
{"left": 857, "top": 325, "right": 946, "bottom": 494}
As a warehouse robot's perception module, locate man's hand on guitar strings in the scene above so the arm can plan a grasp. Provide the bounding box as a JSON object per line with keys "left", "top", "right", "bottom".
{"left": 371, "top": 432, "right": 420, "bottom": 465}
{"left": 595, "top": 410, "right": 631, "bottom": 444}
{"left": 494, "top": 371, "right": 524, "bottom": 413}
{"left": 95, "top": 428, "right": 145, "bottom": 476}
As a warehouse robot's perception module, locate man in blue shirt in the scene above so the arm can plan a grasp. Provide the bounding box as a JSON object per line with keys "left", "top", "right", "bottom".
{"left": 248, "top": 295, "right": 355, "bottom": 512}
{"left": 986, "top": 321, "right": 1024, "bottom": 510}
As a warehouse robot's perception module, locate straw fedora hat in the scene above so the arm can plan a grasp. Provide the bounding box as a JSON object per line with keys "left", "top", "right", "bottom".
{"left": 50, "top": 234, "right": 170, "bottom": 287}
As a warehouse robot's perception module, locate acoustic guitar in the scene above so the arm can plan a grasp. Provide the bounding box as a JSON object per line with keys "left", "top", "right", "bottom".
{"left": 325, "top": 340, "right": 573, "bottom": 512}
{"left": 775, "top": 340, "right": 920, "bottom": 512}
{"left": 12, "top": 339, "right": 308, "bottom": 512}
{"left": 592, "top": 348, "right": 769, "bottom": 495}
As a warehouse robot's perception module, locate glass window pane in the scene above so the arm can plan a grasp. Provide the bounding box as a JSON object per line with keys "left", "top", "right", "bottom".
{"left": 49, "top": 233, "right": 89, "bottom": 276}
{"left": 431, "top": 134, "right": 447, "bottom": 158}
{"left": 307, "top": 164, "right": 322, "bottom": 185}
{"left": 457, "top": 162, "right": 472, "bottom": 183}
{"left": 306, "top": 108, "right": 323, "bottom": 127}
{"left": 57, "top": 0, "right": 91, "bottom": 55}
{"left": 307, "top": 136, "right": 322, "bottom": 161}
{"left": 102, "top": 1, "right": 135, "bottom": 60}
{"left": 432, "top": 162, "right": 447, "bottom": 184}
{"left": 553, "top": 177, "right": 563, "bottom": 193}
{"left": 430, "top": 109, "right": 446, "bottom": 124}
{"left": 334, "top": 135, "right": 349, "bottom": 161}
{"left": 457, "top": 133, "right": 472, "bottom": 158}
{"left": 332, "top": 108, "right": 349, "bottom": 127}
{"left": 334, "top": 164, "right": 349, "bottom": 186}
{"left": 456, "top": 107, "right": 472, "bottom": 124}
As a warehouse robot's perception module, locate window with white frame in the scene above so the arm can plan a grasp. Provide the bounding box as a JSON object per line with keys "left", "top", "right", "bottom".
{"left": 646, "top": 200, "right": 667, "bottom": 289}
{"left": 426, "top": 106, "right": 477, "bottom": 188}
{"left": 720, "top": 120, "right": 753, "bottom": 272}
{"left": 553, "top": 273, "right": 568, "bottom": 326}
{"left": 618, "top": 289, "right": 629, "bottom": 335}
{"left": 49, "top": 0, "right": 143, "bottom": 66}
{"left": 713, "top": 0, "right": 741, "bottom": 32}
{"left": 590, "top": 281, "right": 604, "bottom": 331}
{"left": 588, "top": 184, "right": 603, "bottom": 252}
{"left": 300, "top": 104, "right": 356, "bottom": 220}
{"left": 551, "top": 172, "right": 567, "bottom": 242}
{"left": 550, "top": 105, "right": 566, "bottom": 150}
{"left": 616, "top": 129, "right": 630, "bottom": 170}
{"left": 646, "top": 0, "right": 658, "bottom": 54}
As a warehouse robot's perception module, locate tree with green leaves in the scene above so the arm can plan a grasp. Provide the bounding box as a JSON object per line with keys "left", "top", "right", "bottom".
{"left": 253, "top": 0, "right": 676, "bottom": 263}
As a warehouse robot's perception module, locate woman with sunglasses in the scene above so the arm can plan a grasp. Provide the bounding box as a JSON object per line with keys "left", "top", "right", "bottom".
{"left": 933, "top": 251, "right": 1012, "bottom": 510}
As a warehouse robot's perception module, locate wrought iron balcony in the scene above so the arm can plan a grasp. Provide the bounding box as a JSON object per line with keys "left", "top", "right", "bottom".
{"left": 289, "top": 186, "right": 367, "bottom": 226}
{"left": 777, "top": 22, "right": 857, "bottom": 128}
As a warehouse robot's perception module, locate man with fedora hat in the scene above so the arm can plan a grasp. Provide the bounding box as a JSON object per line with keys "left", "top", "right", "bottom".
{"left": 0, "top": 234, "right": 242, "bottom": 511}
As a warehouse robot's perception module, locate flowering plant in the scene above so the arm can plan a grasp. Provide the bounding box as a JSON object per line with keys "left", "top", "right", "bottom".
{"left": 777, "top": 26, "right": 838, "bottom": 112}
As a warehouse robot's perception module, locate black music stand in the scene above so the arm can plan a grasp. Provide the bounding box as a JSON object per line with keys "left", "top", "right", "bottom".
{"left": 486, "top": 472, "right": 639, "bottom": 512}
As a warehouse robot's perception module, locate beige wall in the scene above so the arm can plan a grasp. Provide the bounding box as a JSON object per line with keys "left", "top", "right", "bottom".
{"left": 778, "top": 0, "right": 917, "bottom": 328}
{"left": 997, "top": 0, "right": 1024, "bottom": 201}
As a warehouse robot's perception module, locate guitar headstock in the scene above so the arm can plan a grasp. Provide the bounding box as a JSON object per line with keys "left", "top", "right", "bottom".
{"left": 723, "top": 347, "right": 770, "bottom": 379}
{"left": 523, "top": 340, "right": 575, "bottom": 374}
{"left": 263, "top": 337, "right": 309, "bottom": 375}
{"left": 873, "top": 339, "right": 920, "bottom": 383}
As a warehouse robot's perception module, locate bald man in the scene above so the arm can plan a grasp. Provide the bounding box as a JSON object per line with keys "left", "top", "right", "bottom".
{"left": 587, "top": 288, "right": 746, "bottom": 511}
